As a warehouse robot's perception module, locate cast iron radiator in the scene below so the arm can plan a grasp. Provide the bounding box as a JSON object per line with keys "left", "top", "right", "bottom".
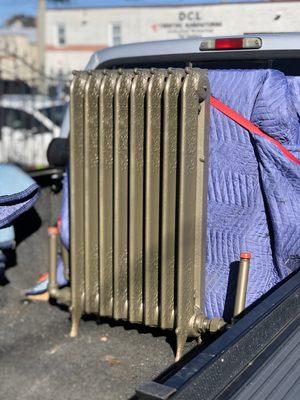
{"left": 69, "top": 67, "right": 214, "bottom": 360}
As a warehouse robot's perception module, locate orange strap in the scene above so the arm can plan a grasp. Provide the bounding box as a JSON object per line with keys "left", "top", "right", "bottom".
{"left": 210, "top": 95, "right": 300, "bottom": 166}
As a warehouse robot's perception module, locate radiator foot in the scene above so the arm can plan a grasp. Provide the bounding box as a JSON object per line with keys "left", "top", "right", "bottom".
{"left": 175, "top": 329, "right": 188, "bottom": 362}
{"left": 70, "top": 306, "right": 81, "bottom": 338}
{"left": 196, "top": 336, "right": 202, "bottom": 345}
{"left": 49, "top": 287, "right": 71, "bottom": 306}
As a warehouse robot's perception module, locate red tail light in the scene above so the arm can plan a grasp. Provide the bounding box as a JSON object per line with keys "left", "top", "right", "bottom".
{"left": 215, "top": 38, "right": 244, "bottom": 50}
{"left": 200, "top": 37, "right": 262, "bottom": 51}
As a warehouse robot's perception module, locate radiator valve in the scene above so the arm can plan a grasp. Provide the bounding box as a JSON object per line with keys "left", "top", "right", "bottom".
{"left": 189, "top": 312, "right": 226, "bottom": 338}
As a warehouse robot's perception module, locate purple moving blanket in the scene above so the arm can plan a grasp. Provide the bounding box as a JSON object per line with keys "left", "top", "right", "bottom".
{"left": 206, "top": 69, "right": 300, "bottom": 318}
{"left": 60, "top": 172, "right": 69, "bottom": 250}
{"left": 0, "top": 164, "right": 40, "bottom": 228}
{"left": 61, "top": 69, "right": 300, "bottom": 320}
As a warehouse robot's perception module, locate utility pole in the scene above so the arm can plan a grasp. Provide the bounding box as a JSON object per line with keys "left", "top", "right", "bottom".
{"left": 37, "top": 0, "right": 46, "bottom": 93}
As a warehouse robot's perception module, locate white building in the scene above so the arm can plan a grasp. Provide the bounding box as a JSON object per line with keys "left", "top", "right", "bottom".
{"left": 0, "top": 25, "right": 38, "bottom": 81}
{"left": 45, "top": 1, "right": 300, "bottom": 76}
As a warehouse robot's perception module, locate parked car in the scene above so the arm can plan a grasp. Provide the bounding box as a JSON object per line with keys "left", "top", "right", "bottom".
{"left": 0, "top": 94, "right": 67, "bottom": 169}
{"left": 0, "top": 79, "right": 33, "bottom": 95}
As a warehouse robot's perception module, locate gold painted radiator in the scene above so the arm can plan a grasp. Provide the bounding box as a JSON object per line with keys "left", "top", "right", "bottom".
{"left": 68, "top": 67, "right": 217, "bottom": 360}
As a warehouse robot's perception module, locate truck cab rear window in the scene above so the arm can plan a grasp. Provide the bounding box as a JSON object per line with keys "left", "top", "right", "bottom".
{"left": 108, "top": 58, "right": 300, "bottom": 77}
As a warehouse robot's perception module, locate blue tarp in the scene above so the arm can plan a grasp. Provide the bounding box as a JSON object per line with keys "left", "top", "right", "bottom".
{"left": 60, "top": 172, "right": 69, "bottom": 250}
{"left": 0, "top": 164, "right": 40, "bottom": 228}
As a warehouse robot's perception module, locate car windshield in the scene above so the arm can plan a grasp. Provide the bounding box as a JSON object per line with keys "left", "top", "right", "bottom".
{"left": 39, "top": 105, "right": 67, "bottom": 126}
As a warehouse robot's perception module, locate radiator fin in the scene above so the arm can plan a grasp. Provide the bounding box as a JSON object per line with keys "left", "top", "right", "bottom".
{"left": 70, "top": 72, "right": 89, "bottom": 336}
{"left": 144, "top": 69, "right": 167, "bottom": 326}
{"left": 84, "top": 72, "right": 102, "bottom": 314}
{"left": 113, "top": 71, "right": 133, "bottom": 320}
{"left": 160, "top": 70, "right": 185, "bottom": 329}
{"left": 99, "top": 72, "right": 118, "bottom": 316}
{"left": 129, "top": 70, "right": 150, "bottom": 323}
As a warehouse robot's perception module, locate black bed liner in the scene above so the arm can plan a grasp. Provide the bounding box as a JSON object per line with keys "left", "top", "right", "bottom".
{"left": 136, "top": 269, "right": 300, "bottom": 400}
{"left": 229, "top": 318, "right": 300, "bottom": 400}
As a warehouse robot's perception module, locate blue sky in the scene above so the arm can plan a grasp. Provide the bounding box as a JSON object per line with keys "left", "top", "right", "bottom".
{"left": 0, "top": 0, "right": 264, "bottom": 26}
{"left": 1, "top": 0, "right": 36, "bottom": 25}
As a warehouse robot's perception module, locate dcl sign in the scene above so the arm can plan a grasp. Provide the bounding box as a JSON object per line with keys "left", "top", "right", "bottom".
{"left": 179, "top": 11, "right": 203, "bottom": 21}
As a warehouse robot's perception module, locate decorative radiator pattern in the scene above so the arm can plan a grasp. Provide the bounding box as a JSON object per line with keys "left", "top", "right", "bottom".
{"left": 69, "top": 68, "right": 209, "bottom": 360}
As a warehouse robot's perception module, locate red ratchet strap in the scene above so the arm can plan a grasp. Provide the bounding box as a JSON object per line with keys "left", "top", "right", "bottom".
{"left": 210, "top": 95, "right": 300, "bottom": 166}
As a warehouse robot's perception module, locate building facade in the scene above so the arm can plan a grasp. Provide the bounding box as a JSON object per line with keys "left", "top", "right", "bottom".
{"left": 0, "top": 26, "right": 38, "bottom": 82}
{"left": 45, "top": 1, "right": 300, "bottom": 76}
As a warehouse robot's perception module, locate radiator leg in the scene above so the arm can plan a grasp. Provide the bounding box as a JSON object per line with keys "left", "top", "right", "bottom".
{"left": 48, "top": 226, "right": 71, "bottom": 305}
{"left": 70, "top": 306, "right": 81, "bottom": 337}
{"left": 175, "top": 329, "right": 188, "bottom": 362}
{"left": 48, "top": 226, "right": 59, "bottom": 297}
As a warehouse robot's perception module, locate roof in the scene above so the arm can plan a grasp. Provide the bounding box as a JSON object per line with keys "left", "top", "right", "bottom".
{"left": 47, "top": 0, "right": 263, "bottom": 10}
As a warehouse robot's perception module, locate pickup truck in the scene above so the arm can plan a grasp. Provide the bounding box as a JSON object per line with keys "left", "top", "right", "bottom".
{"left": 1, "top": 33, "right": 299, "bottom": 400}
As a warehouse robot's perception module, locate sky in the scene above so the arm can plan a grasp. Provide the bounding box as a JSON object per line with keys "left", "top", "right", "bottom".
{"left": 0, "top": 0, "right": 36, "bottom": 26}
{"left": 0, "top": 0, "right": 264, "bottom": 26}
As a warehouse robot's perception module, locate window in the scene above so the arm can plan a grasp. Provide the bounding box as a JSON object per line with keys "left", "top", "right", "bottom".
{"left": 110, "top": 23, "right": 122, "bottom": 47}
{"left": 57, "top": 24, "right": 66, "bottom": 46}
{"left": 108, "top": 57, "right": 300, "bottom": 77}
{"left": 40, "top": 105, "right": 67, "bottom": 126}
{"left": 0, "top": 108, "right": 47, "bottom": 134}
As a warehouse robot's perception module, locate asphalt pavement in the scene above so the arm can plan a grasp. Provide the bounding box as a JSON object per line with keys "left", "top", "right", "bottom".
{"left": 0, "top": 188, "right": 193, "bottom": 400}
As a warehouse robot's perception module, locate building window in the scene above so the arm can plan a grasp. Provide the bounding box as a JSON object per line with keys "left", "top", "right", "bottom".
{"left": 57, "top": 24, "right": 66, "bottom": 46}
{"left": 110, "top": 23, "right": 122, "bottom": 46}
